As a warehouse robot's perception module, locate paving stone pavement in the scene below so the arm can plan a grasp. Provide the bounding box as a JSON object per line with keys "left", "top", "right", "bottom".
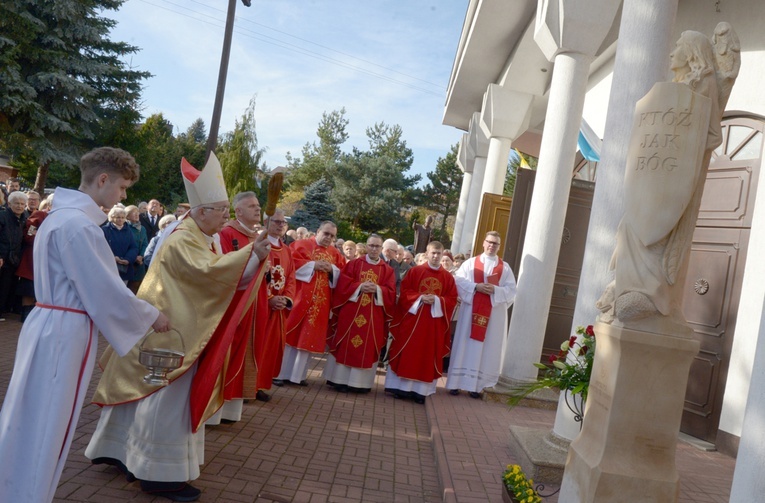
{"left": 0, "top": 315, "right": 736, "bottom": 502}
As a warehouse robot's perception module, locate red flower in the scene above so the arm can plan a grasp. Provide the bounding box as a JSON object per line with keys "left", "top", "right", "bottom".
{"left": 585, "top": 325, "right": 595, "bottom": 337}
{"left": 580, "top": 345, "right": 589, "bottom": 355}
{"left": 569, "top": 335, "right": 577, "bottom": 347}
{"left": 549, "top": 354, "right": 558, "bottom": 363}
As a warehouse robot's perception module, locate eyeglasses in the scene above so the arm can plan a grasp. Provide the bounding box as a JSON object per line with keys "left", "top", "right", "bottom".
{"left": 366, "top": 244, "right": 382, "bottom": 249}
{"left": 270, "top": 219, "right": 287, "bottom": 225}
{"left": 202, "top": 206, "right": 230, "bottom": 214}
{"left": 484, "top": 240, "right": 500, "bottom": 246}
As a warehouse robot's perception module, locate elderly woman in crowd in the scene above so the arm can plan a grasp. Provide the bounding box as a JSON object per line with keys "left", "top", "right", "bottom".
{"left": 356, "top": 242, "right": 367, "bottom": 258}
{"left": 0, "top": 191, "right": 27, "bottom": 320}
{"left": 342, "top": 240, "right": 357, "bottom": 261}
{"left": 102, "top": 206, "right": 137, "bottom": 285}
{"left": 440, "top": 254, "right": 457, "bottom": 274}
{"left": 15, "top": 195, "right": 52, "bottom": 321}
{"left": 143, "top": 214, "right": 177, "bottom": 268}
{"left": 124, "top": 205, "right": 149, "bottom": 294}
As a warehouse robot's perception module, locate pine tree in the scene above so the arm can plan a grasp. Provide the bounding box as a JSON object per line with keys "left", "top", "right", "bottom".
{"left": 287, "top": 109, "right": 349, "bottom": 190}
{"left": 422, "top": 144, "right": 462, "bottom": 243}
{"left": 290, "top": 179, "right": 335, "bottom": 232}
{"left": 0, "top": 0, "right": 150, "bottom": 191}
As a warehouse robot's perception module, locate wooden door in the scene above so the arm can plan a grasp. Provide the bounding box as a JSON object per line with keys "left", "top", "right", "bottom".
{"left": 680, "top": 116, "right": 764, "bottom": 444}
{"left": 502, "top": 169, "right": 595, "bottom": 363}
{"left": 472, "top": 193, "right": 512, "bottom": 257}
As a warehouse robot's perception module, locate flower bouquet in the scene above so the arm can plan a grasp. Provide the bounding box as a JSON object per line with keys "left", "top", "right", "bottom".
{"left": 502, "top": 464, "right": 542, "bottom": 503}
{"left": 507, "top": 325, "right": 596, "bottom": 409}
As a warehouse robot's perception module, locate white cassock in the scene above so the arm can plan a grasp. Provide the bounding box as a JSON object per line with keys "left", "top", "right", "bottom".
{"left": 0, "top": 188, "right": 158, "bottom": 503}
{"left": 445, "top": 254, "right": 516, "bottom": 393}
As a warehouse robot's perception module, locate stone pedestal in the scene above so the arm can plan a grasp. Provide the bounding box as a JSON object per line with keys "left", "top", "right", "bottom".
{"left": 508, "top": 426, "right": 568, "bottom": 484}
{"left": 559, "top": 322, "right": 699, "bottom": 502}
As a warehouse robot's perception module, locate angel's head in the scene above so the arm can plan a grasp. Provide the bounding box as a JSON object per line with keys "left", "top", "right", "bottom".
{"left": 670, "top": 30, "right": 716, "bottom": 90}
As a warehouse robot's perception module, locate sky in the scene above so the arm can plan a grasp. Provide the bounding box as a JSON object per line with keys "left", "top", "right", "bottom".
{"left": 106, "top": 0, "right": 469, "bottom": 184}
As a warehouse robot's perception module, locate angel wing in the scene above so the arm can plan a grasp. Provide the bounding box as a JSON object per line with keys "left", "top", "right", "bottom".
{"left": 712, "top": 22, "right": 741, "bottom": 111}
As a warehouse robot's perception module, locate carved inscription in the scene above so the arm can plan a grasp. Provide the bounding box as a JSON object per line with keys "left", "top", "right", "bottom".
{"left": 622, "top": 82, "right": 712, "bottom": 246}
{"left": 635, "top": 108, "right": 693, "bottom": 173}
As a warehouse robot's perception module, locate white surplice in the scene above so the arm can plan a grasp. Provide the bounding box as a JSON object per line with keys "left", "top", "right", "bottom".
{"left": 445, "top": 254, "right": 516, "bottom": 393}
{"left": 0, "top": 188, "right": 158, "bottom": 503}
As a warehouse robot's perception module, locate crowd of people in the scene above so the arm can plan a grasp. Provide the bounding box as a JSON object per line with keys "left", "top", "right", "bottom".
{"left": 0, "top": 147, "right": 517, "bottom": 502}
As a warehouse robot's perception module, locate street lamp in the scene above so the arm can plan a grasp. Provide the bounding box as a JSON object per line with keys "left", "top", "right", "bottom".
{"left": 205, "top": 0, "right": 252, "bottom": 161}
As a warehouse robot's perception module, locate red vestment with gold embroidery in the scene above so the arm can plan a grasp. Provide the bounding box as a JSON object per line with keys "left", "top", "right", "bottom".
{"left": 387, "top": 264, "right": 458, "bottom": 382}
{"left": 285, "top": 239, "right": 346, "bottom": 353}
{"left": 257, "top": 240, "right": 296, "bottom": 388}
{"left": 329, "top": 258, "right": 396, "bottom": 369}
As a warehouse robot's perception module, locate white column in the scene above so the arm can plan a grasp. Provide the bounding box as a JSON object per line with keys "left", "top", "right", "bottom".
{"left": 479, "top": 85, "right": 534, "bottom": 196}
{"left": 552, "top": 0, "right": 680, "bottom": 442}
{"left": 730, "top": 294, "right": 765, "bottom": 499}
{"left": 481, "top": 136, "right": 513, "bottom": 195}
{"left": 501, "top": 51, "right": 591, "bottom": 382}
{"left": 451, "top": 133, "right": 474, "bottom": 255}
{"left": 459, "top": 113, "right": 489, "bottom": 256}
{"left": 460, "top": 157, "right": 487, "bottom": 256}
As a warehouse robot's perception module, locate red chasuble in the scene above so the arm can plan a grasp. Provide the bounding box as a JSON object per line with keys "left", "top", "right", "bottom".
{"left": 256, "top": 240, "right": 296, "bottom": 389}
{"left": 470, "top": 258, "right": 505, "bottom": 342}
{"left": 218, "top": 224, "right": 268, "bottom": 400}
{"left": 329, "top": 258, "right": 396, "bottom": 369}
{"left": 285, "top": 238, "right": 347, "bottom": 353}
{"left": 387, "top": 264, "right": 458, "bottom": 382}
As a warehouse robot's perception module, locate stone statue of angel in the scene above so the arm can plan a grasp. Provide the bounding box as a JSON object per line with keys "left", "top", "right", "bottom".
{"left": 597, "top": 23, "right": 740, "bottom": 328}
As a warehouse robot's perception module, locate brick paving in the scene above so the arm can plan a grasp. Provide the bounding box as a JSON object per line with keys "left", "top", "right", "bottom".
{"left": 0, "top": 315, "right": 737, "bottom": 502}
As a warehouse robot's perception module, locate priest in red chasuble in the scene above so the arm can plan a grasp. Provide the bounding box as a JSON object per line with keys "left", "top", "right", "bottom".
{"left": 324, "top": 234, "right": 396, "bottom": 392}
{"left": 276, "top": 221, "right": 346, "bottom": 386}
{"left": 257, "top": 209, "right": 296, "bottom": 397}
{"left": 211, "top": 191, "right": 268, "bottom": 418}
{"left": 385, "top": 241, "right": 458, "bottom": 404}
{"left": 86, "top": 154, "right": 271, "bottom": 501}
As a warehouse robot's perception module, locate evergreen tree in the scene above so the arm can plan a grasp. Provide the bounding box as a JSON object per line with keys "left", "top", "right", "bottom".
{"left": 176, "top": 118, "right": 207, "bottom": 172}
{"left": 290, "top": 179, "right": 335, "bottom": 232}
{"left": 129, "top": 114, "right": 185, "bottom": 205}
{"left": 366, "top": 122, "right": 421, "bottom": 205}
{"left": 332, "top": 150, "right": 408, "bottom": 233}
{"left": 287, "top": 109, "right": 348, "bottom": 190}
{"left": 422, "top": 144, "right": 462, "bottom": 243}
{"left": 0, "top": 0, "right": 150, "bottom": 191}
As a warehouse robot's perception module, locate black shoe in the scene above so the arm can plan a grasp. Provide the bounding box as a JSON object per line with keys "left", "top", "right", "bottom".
{"left": 272, "top": 379, "right": 285, "bottom": 387}
{"left": 326, "top": 380, "right": 336, "bottom": 387}
{"left": 298, "top": 380, "right": 308, "bottom": 386}
{"left": 349, "top": 386, "right": 371, "bottom": 393}
{"left": 256, "top": 390, "right": 270, "bottom": 402}
{"left": 469, "top": 391, "right": 482, "bottom": 399}
{"left": 91, "top": 456, "right": 136, "bottom": 482}
{"left": 449, "top": 389, "right": 460, "bottom": 396}
{"left": 140, "top": 481, "right": 201, "bottom": 501}
{"left": 219, "top": 418, "right": 237, "bottom": 425}
{"left": 392, "top": 390, "right": 410, "bottom": 400}
{"left": 412, "top": 393, "right": 426, "bottom": 404}
{"left": 334, "top": 384, "right": 349, "bottom": 393}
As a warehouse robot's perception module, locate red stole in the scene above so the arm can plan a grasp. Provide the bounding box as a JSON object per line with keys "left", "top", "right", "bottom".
{"left": 470, "top": 257, "right": 503, "bottom": 342}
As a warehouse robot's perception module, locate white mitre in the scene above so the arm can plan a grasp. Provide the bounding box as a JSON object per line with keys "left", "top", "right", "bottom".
{"left": 181, "top": 152, "right": 229, "bottom": 207}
